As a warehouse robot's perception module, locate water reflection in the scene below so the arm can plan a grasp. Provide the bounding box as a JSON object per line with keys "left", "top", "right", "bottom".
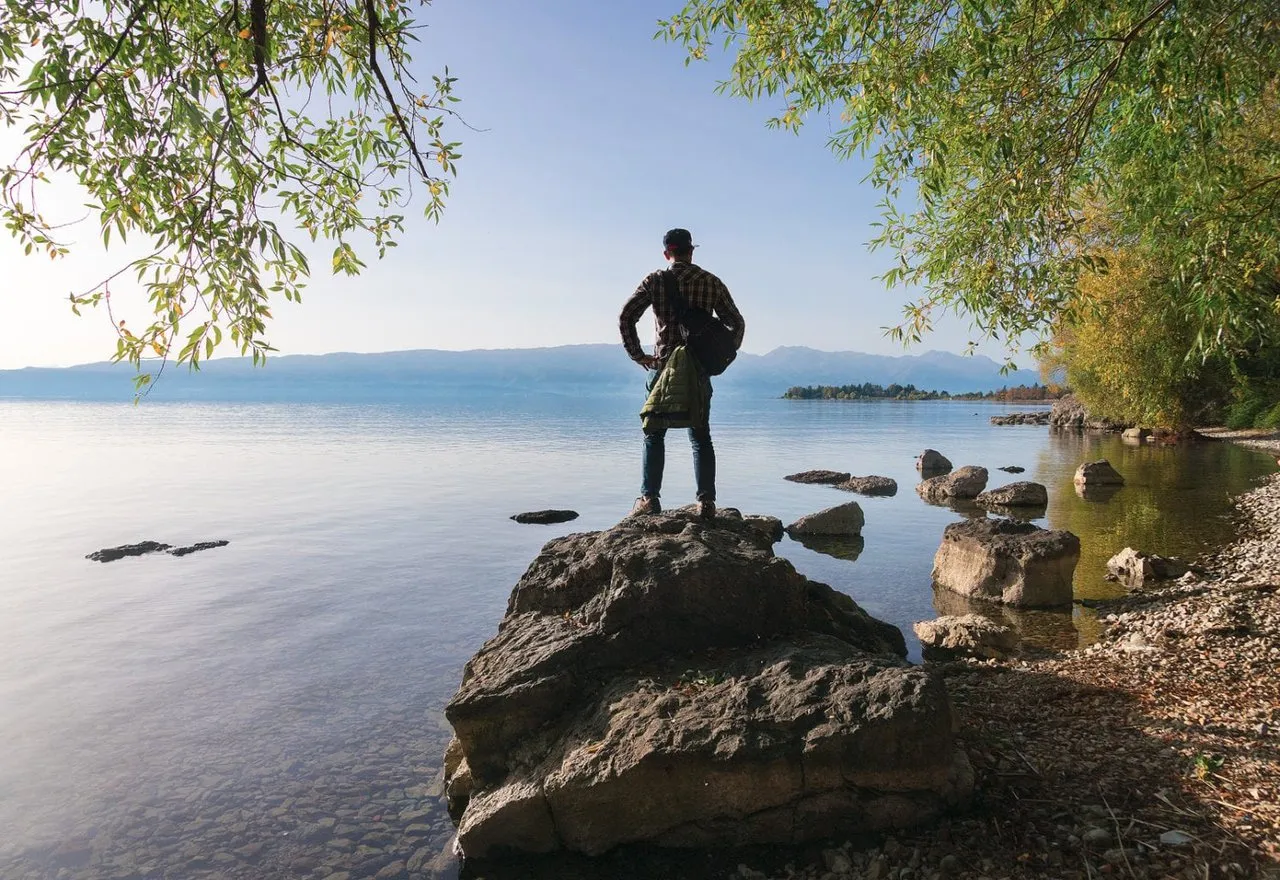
{"left": 1039, "top": 431, "right": 1273, "bottom": 600}
{"left": 930, "top": 587, "right": 1086, "bottom": 651}
{"left": 788, "top": 534, "right": 865, "bottom": 562}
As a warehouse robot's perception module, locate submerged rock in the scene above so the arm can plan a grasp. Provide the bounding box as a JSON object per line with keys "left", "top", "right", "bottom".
{"left": 511, "top": 510, "right": 580, "bottom": 525}
{"left": 975, "top": 481, "right": 1048, "bottom": 508}
{"left": 444, "top": 511, "right": 970, "bottom": 858}
{"left": 917, "top": 466, "right": 989, "bottom": 503}
{"left": 913, "top": 614, "right": 1019, "bottom": 661}
{"left": 786, "top": 501, "right": 865, "bottom": 537}
{"left": 783, "top": 469, "right": 851, "bottom": 485}
{"left": 86, "top": 541, "right": 173, "bottom": 562}
{"left": 932, "top": 519, "right": 1080, "bottom": 608}
{"left": 86, "top": 540, "right": 230, "bottom": 562}
{"left": 836, "top": 475, "right": 898, "bottom": 496}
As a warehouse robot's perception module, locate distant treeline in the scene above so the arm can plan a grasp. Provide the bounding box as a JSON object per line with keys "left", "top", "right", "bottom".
{"left": 782, "top": 383, "right": 1067, "bottom": 401}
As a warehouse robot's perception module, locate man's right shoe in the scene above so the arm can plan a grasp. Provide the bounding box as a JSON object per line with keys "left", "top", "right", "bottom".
{"left": 630, "top": 496, "right": 661, "bottom": 517}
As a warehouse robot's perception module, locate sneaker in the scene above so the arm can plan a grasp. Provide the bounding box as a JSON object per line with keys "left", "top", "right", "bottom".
{"left": 696, "top": 499, "right": 716, "bottom": 520}
{"left": 630, "top": 496, "right": 661, "bottom": 517}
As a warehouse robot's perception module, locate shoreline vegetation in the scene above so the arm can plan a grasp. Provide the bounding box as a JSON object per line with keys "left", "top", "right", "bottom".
{"left": 782, "top": 383, "right": 1067, "bottom": 402}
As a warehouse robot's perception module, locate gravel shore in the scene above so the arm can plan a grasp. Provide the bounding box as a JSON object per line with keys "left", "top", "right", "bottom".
{"left": 744, "top": 436, "right": 1280, "bottom": 880}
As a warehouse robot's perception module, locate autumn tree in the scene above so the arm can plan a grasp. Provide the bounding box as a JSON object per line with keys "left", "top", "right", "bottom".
{"left": 1, "top": 0, "right": 461, "bottom": 387}
{"left": 660, "top": 1, "right": 1280, "bottom": 360}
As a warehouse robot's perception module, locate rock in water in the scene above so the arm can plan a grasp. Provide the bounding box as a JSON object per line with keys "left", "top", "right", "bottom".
{"left": 997, "top": 466, "right": 1026, "bottom": 473}
{"left": 915, "top": 449, "right": 953, "bottom": 473}
{"left": 913, "top": 615, "right": 1018, "bottom": 661}
{"left": 932, "top": 519, "right": 1080, "bottom": 608}
{"left": 511, "top": 510, "right": 580, "bottom": 525}
{"left": 989, "top": 411, "right": 1050, "bottom": 426}
{"left": 86, "top": 541, "right": 172, "bottom": 562}
{"left": 835, "top": 475, "right": 898, "bottom": 496}
{"left": 783, "top": 470, "right": 851, "bottom": 485}
{"left": 1106, "top": 547, "right": 1189, "bottom": 587}
{"left": 974, "top": 481, "right": 1048, "bottom": 508}
{"left": 1074, "top": 460, "right": 1125, "bottom": 486}
{"left": 786, "top": 501, "right": 866, "bottom": 537}
{"left": 168, "top": 540, "right": 230, "bottom": 557}
{"left": 916, "top": 466, "right": 989, "bottom": 502}
{"left": 444, "top": 511, "right": 971, "bottom": 858}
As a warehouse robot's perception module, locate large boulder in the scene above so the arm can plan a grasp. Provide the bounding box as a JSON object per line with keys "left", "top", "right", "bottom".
{"left": 932, "top": 519, "right": 1080, "bottom": 608}
{"left": 783, "top": 470, "right": 851, "bottom": 485}
{"left": 1106, "top": 547, "right": 1189, "bottom": 587}
{"left": 836, "top": 475, "right": 898, "bottom": 497}
{"left": 1073, "top": 460, "right": 1125, "bottom": 486}
{"left": 913, "top": 615, "right": 1019, "bottom": 661}
{"left": 786, "top": 501, "right": 865, "bottom": 537}
{"left": 917, "top": 466, "right": 989, "bottom": 503}
{"left": 974, "top": 481, "right": 1048, "bottom": 508}
{"left": 444, "top": 511, "right": 971, "bottom": 859}
{"left": 915, "top": 449, "right": 953, "bottom": 473}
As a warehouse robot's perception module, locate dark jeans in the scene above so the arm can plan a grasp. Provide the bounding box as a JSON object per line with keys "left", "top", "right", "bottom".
{"left": 641, "top": 369, "right": 715, "bottom": 502}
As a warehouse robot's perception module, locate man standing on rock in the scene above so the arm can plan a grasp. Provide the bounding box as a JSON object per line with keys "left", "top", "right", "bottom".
{"left": 618, "top": 228, "right": 745, "bottom": 519}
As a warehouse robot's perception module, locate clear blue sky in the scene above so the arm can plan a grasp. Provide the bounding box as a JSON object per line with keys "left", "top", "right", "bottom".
{"left": 0, "top": 0, "right": 1006, "bottom": 369}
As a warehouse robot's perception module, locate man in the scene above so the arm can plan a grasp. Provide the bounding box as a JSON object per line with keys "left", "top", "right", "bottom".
{"left": 618, "top": 228, "right": 746, "bottom": 519}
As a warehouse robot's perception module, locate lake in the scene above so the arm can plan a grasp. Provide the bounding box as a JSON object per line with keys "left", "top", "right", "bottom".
{"left": 0, "top": 394, "right": 1273, "bottom": 879}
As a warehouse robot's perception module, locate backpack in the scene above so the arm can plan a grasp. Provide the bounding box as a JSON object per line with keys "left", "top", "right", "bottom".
{"left": 661, "top": 270, "right": 738, "bottom": 376}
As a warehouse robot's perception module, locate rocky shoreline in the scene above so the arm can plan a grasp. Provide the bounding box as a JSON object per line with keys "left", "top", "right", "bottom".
{"left": 736, "top": 434, "right": 1280, "bottom": 880}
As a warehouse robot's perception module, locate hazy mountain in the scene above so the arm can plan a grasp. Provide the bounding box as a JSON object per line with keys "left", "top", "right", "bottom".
{"left": 0, "top": 344, "right": 1041, "bottom": 401}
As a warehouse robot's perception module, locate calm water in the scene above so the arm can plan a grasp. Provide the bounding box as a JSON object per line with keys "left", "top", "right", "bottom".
{"left": 0, "top": 395, "right": 1273, "bottom": 879}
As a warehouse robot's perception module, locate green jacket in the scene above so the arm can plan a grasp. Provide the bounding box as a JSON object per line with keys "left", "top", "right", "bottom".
{"left": 640, "top": 346, "right": 709, "bottom": 432}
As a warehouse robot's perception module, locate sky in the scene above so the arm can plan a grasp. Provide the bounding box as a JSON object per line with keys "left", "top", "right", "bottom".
{"left": 0, "top": 0, "right": 1007, "bottom": 370}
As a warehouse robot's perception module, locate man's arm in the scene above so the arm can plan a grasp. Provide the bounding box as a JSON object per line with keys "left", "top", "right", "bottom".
{"left": 714, "top": 280, "right": 746, "bottom": 350}
{"left": 619, "top": 276, "right": 657, "bottom": 367}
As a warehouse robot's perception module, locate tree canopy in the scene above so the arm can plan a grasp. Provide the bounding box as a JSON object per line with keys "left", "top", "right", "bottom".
{"left": 1, "top": 0, "right": 460, "bottom": 387}
{"left": 660, "top": 0, "right": 1280, "bottom": 360}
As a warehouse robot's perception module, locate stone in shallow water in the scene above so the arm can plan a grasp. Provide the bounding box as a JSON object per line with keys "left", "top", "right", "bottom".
{"left": 975, "top": 481, "right": 1048, "bottom": 508}
{"left": 511, "top": 510, "right": 579, "bottom": 525}
{"left": 913, "top": 614, "right": 1018, "bottom": 661}
{"left": 836, "top": 475, "right": 898, "bottom": 496}
{"left": 443, "top": 510, "right": 969, "bottom": 858}
{"left": 917, "top": 466, "right": 988, "bottom": 502}
{"left": 783, "top": 469, "right": 851, "bottom": 485}
{"left": 1073, "top": 460, "right": 1125, "bottom": 486}
{"left": 1105, "top": 547, "right": 1189, "bottom": 587}
{"left": 786, "top": 501, "right": 865, "bottom": 537}
{"left": 915, "top": 449, "right": 952, "bottom": 473}
{"left": 932, "top": 518, "right": 1079, "bottom": 608}
{"left": 86, "top": 541, "right": 172, "bottom": 562}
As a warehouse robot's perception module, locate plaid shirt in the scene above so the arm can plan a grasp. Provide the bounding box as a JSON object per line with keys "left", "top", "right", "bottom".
{"left": 619, "top": 261, "right": 746, "bottom": 365}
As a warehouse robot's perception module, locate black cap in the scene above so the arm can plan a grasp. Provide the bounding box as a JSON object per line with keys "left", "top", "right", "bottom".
{"left": 662, "top": 228, "right": 695, "bottom": 250}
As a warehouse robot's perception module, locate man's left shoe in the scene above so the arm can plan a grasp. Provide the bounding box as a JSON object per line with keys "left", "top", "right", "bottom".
{"left": 696, "top": 500, "right": 716, "bottom": 520}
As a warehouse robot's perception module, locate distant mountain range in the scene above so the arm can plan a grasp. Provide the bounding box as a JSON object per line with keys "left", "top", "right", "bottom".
{"left": 0, "top": 344, "right": 1041, "bottom": 402}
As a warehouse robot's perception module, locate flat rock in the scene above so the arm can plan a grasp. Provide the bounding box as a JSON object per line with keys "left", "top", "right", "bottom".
{"left": 915, "top": 449, "right": 953, "bottom": 473}
{"left": 1073, "top": 460, "right": 1125, "bottom": 486}
{"left": 786, "top": 501, "right": 865, "bottom": 537}
{"left": 444, "top": 510, "right": 970, "bottom": 858}
{"left": 86, "top": 541, "right": 172, "bottom": 562}
{"left": 917, "top": 466, "right": 989, "bottom": 502}
{"left": 1105, "top": 547, "right": 1189, "bottom": 587}
{"left": 168, "top": 540, "right": 230, "bottom": 557}
{"left": 783, "top": 470, "right": 851, "bottom": 485}
{"left": 511, "top": 510, "right": 580, "bottom": 525}
{"left": 932, "top": 519, "right": 1080, "bottom": 608}
{"left": 913, "top": 614, "right": 1018, "bottom": 661}
{"left": 975, "top": 481, "right": 1048, "bottom": 508}
{"left": 835, "top": 475, "right": 898, "bottom": 497}
{"left": 997, "top": 466, "right": 1026, "bottom": 474}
